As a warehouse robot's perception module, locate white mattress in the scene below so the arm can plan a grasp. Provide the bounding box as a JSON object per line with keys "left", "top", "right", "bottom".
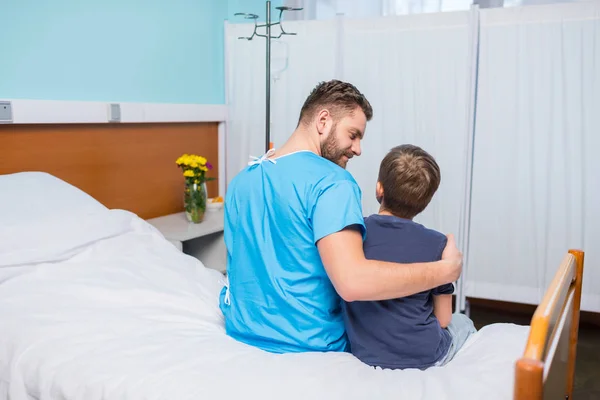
{"left": 0, "top": 209, "right": 528, "bottom": 400}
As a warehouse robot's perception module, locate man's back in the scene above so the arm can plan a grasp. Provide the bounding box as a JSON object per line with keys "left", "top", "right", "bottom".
{"left": 342, "top": 214, "right": 454, "bottom": 369}
{"left": 219, "top": 151, "right": 366, "bottom": 353}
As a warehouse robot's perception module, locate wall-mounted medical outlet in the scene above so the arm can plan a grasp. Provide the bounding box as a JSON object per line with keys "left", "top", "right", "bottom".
{"left": 108, "top": 103, "right": 121, "bottom": 123}
{"left": 0, "top": 101, "right": 13, "bottom": 123}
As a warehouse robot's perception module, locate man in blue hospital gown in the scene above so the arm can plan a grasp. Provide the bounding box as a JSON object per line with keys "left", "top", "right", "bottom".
{"left": 219, "top": 80, "right": 463, "bottom": 353}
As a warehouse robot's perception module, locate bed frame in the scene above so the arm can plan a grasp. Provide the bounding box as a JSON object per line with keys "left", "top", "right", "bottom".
{"left": 514, "top": 249, "right": 585, "bottom": 400}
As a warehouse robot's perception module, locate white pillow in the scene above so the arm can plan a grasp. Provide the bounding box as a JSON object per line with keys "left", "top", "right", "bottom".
{"left": 0, "top": 172, "right": 121, "bottom": 267}
{"left": 0, "top": 209, "right": 134, "bottom": 267}
{"left": 0, "top": 171, "right": 107, "bottom": 225}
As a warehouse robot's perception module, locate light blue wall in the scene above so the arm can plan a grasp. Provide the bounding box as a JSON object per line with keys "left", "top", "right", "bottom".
{"left": 0, "top": 0, "right": 282, "bottom": 104}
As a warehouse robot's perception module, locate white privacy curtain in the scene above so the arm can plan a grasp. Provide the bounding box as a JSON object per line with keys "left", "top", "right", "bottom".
{"left": 284, "top": 0, "right": 474, "bottom": 19}
{"left": 342, "top": 11, "right": 477, "bottom": 260}
{"left": 225, "top": 20, "right": 338, "bottom": 184}
{"left": 225, "top": 23, "right": 265, "bottom": 185}
{"left": 467, "top": 2, "right": 600, "bottom": 312}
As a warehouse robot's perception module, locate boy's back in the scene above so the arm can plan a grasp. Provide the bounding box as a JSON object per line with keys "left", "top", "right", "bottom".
{"left": 342, "top": 214, "right": 454, "bottom": 370}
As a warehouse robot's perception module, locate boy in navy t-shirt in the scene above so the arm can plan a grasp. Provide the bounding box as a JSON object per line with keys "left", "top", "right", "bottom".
{"left": 342, "top": 144, "right": 476, "bottom": 370}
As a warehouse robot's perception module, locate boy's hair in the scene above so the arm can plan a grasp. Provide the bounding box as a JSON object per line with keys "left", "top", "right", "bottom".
{"left": 298, "top": 80, "right": 373, "bottom": 126}
{"left": 378, "top": 144, "right": 441, "bottom": 219}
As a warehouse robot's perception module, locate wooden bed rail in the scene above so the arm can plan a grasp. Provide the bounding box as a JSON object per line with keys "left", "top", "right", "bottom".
{"left": 514, "top": 249, "right": 585, "bottom": 400}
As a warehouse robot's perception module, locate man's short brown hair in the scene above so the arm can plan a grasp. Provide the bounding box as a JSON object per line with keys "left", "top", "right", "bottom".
{"left": 298, "top": 80, "right": 373, "bottom": 126}
{"left": 378, "top": 144, "right": 441, "bottom": 219}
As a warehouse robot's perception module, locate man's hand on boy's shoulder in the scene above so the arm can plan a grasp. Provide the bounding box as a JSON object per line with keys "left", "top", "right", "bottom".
{"left": 441, "top": 234, "right": 463, "bottom": 283}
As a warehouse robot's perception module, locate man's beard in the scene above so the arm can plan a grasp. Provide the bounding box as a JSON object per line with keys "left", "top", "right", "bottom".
{"left": 320, "top": 126, "right": 352, "bottom": 168}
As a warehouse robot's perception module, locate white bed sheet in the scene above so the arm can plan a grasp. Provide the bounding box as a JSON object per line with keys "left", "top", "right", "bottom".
{"left": 0, "top": 210, "right": 528, "bottom": 400}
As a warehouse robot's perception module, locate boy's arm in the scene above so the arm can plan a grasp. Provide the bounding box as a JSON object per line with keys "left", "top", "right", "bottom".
{"left": 431, "top": 234, "right": 455, "bottom": 328}
{"left": 433, "top": 294, "right": 453, "bottom": 328}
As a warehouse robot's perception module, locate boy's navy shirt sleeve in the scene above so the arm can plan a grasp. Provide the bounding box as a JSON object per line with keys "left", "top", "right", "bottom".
{"left": 342, "top": 214, "right": 453, "bottom": 370}
{"left": 431, "top": 236, "right": 455, "bottom": 296}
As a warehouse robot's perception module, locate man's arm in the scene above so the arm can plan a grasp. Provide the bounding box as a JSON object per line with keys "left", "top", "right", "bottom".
{"left": 317, "top": 227, "right": 462, "bottom": 302}
{"left": 433, "top": 295, "right": 453, "bottom": 328}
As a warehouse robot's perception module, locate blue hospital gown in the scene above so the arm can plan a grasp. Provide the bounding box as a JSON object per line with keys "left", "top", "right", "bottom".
{"left": 219, "top": 150, "right": 366, "bottom": 353}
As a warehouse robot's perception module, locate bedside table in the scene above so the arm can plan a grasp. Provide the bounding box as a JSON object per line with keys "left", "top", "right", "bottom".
{"left": 147, "top": 209, "right": 226, "bottom": 274}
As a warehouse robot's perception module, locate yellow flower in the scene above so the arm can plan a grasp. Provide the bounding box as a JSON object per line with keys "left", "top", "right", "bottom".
{"left": 176, "top": 153, "right": 209, "bottom": 169}
{"left": 183, "top": 170, "right": 194, "bottom": 177}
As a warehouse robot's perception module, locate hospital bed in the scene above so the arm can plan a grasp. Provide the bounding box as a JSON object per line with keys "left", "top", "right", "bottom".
{"left": 0, "top": 171, "right": 585, "bottom": 400}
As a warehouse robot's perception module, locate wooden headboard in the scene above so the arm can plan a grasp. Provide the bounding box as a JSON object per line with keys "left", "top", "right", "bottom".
{"left": 0, "top": 122, "right": 219, "bottom": 220}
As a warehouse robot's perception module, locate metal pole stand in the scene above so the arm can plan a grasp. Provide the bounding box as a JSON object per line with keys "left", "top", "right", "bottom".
{"left": 234, "top": 2, "right": 303, "bottom": 153}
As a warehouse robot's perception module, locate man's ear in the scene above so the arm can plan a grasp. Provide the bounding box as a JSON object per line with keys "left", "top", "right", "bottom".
{"left": 316, "top": 109, "right": 332, "bottom": 136}
{"left": 376, "top": 181, "right": 384, "bottom": 204}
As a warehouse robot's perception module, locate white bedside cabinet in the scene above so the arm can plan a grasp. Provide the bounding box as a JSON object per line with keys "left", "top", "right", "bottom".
{"left": 147, "top": 209, "right": 227, "bottom": 274}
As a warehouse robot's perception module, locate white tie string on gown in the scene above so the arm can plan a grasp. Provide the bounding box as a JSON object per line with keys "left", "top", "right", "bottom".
{"left": 248, "top": 148, "right": 277, "bottom": 166}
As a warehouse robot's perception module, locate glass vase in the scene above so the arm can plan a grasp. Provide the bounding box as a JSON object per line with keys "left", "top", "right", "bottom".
{"left": 184, "top": 182, "right": 207, "bottom": 223}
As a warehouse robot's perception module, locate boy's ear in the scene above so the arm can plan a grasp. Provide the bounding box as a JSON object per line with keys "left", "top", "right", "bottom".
{"left": 376, "top": 181, "right": 384, "bottom": 204}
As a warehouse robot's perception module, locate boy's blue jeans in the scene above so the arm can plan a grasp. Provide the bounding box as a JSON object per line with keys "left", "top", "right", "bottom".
{"left": 435, "top": 312, "right": 478, "bottom": 366}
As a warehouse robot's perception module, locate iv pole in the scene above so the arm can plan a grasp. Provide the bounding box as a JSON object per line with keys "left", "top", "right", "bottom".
{"left": 235, "top": 2, "right": 302, "bottom": 153}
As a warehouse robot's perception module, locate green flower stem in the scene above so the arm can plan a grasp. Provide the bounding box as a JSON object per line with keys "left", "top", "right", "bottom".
{"left": 184, "top": 179, "right": 207, "bottom": 223}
